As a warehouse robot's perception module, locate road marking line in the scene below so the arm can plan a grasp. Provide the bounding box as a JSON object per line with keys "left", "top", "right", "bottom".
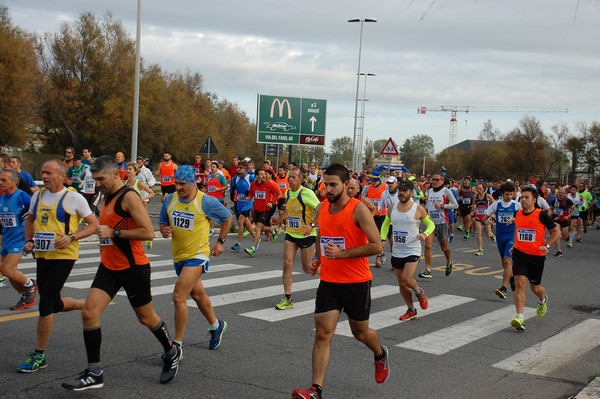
{"left": 198, "top": 279, "right": 320, "bottom": 308}
{"left": 397, "top": 306, "right": 536, "bottom": 355}
{"left": 19, "top": 254, "right": 160, "bottom": 271}
{"left": 492, "top": 318, "right": 600, "bottom": 376}
{"left": 335, "top": 294, "right": 476, "bottom": 337}
{"left": 241, "top": 285, "right": 399, "bottom": 322}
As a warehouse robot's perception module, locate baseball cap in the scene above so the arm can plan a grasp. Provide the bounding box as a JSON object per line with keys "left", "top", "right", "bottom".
{"left": 408, "top": 175, "right": 416, "bottom": 181}
{"left": 243, "top": 157, "right": 251, "bottom": 162}
{"left": 397, "top": 180, "right": 414, "bottom": 191}
{"left": 386, "top": 176, "right": 397, "bottom": 184}
{"left": 136, "top": 156, "right": 144, "bottom": 161}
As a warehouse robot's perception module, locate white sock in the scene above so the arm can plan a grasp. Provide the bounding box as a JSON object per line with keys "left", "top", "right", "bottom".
{"left": 210, "top": 320, "right": 220, "bottom": 330}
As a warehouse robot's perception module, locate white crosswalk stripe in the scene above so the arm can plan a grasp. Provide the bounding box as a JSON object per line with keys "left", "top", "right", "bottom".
{"left": 492, "top": 318, "right": 600, "bottom": 375}
{"left": 335, "top": 294, "right": 476, "bottom": 337}
{"left": 397, "top": 306, "right": 536, "bottom": 355}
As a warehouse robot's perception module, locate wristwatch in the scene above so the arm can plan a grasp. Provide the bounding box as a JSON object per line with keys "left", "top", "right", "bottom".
{"left": 310, "top": 223, "right": 317, "bottom": 228}
{"left": 114, "top": 229, "right": 121, "bottom": 238}
{"left": 545, "top": 244, "right": 550, "bottom": 249}
{"left": 217, "top": 238, "right": 225, "bottom": 244}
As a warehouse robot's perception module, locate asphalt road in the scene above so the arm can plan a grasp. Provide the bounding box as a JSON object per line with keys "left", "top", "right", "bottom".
{"left": 1, "top": 217, "right": 599, "bottom": 399}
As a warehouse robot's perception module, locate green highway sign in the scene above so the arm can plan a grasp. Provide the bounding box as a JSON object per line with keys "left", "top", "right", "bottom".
{"left": 257, "top": 94, "right": 327, "bottom": 146}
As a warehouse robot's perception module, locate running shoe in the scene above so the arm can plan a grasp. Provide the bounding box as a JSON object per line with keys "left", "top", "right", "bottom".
{"left": 490, "top": 235, "right": 496, "bottom": 243}
{"left": 537, "top": 294, "right": 548, "bottom": 317}
{"left": 62, "top": 369, "right": 104, "bottom": 390}
{"left": 272, "top": 227, "right": 280, "bottom": 242}
{"left": 584, "top": 225, "right": 588, "bottom": 234}
{"left": 511, "top": 315, "right": 525, "bottom": 331}
{"left": 244, "top": 247, "right": 255, "bottom": 257}
{"left": 144, "top": 240, "right": 153, "bottom": 250}
{"left": 375, "top": 255, "right": 382, "bottom": 268}
{"left": 231, "top": 243, "right": 241, "bottom": 252}
{"left": 242, "top": 228, "right": 250, "bottom": 237}
{"left": 209, "top": 229, "right": 217, "bottom": 238}
{"left": 17, "top": 352, "right": 47, "bottom": 373}
{"left": 265, "top": 234, "right": 272, "bottom": 242}
{"left": 160, "top": 344, "right": 182, "bottom": 384}
{"left": 449, "top": 235, "right": 455, "bottom": 244}
{"left": 374, "top": 345, "right": 390, "bottom": 384}
{"left": 256, "top": 239, "right": 262, "bottom": 250}
{"left": 457, "top": 225, "right": 464, "bottom": 231}
{"left": 0, "top": 277, "right": 7, "bottom": 287}
{"left": 495, "top": 287, "right": 507, "bottom": 300}
{"left": 567, "top": 241, "right": 573, "bottom": 248}
{"left": 10, "top": 292, "right": 36, "bottom": 311}
{"left": 473, "top": 232, "right": 478, "bottom": 238}
{"left": 291, "top": 387, "right": 319, "bottom": 399}
{"left": 445, "top": 261, "right": 453, "bottom": 276}
{"left": 417, "top": 290, "right": 429, "bottom": 310}
{"left": 509, "top": 276, "right": 515, "bottom": 292}
{"left": 463, "top": 233, "right": 470, "bottom": 239}
{"left": 576, "top": 236, "right": 581, "bottom": 243}
{"left": 380, "top": 253, "right": 387, "bottom": 265}
{"left": 418, "top": 269, "right": 432, "bottom": 279}
{"left": 554, "top": 250, "right": 563, "bottom": 257}
{"left": 399, "top": 308, "right": 418, "bottom": 321}
{"left": 209, "top": 320, "right": 228, "bottom": 350}
{"left": 475, "top": 249, "right": 484, "bottom": 256}
{"left": 275, "top": 296, "right": 294, "bottom": 310}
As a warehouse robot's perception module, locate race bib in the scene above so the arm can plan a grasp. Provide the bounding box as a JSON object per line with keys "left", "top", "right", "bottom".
{"left": 172, "top": 210, "right": 194, "bottom": 231}
{"left": 85, "top": 180, "right": 95, "bottom": 191}
{"left": 278, "top": 182, "right": 287, "bottom": 189}
{"left": 71, "top": 175, "right": 81, "bottom": 184}
{"left": 255, "top": 191, "right": 266, "bottom": 200}
{"left": 462, "top": 198, "right": 471, "bottom": 205}
{"left": 320, "top": 236, "right": 346, "bottom": 256}
{"left": 0, "top": 212, "right": 17, "bottom": 227}
{"left": 429, "top": 209, "right": 443, "bottom": 221}
{"left": 163, "top": 176, "right": 172, "bottom": 183}
{"left": 370, "top": 199, "right": 380, "bottom": 207}
{"left": 237, "top": 194, "right": 247, "bottom": 202}
{"left": 99, "top": 238, "right": 114, "bottom": 246}
{"left": 207, "top": 185, "right": 216, "bottom": 193}
{"left": 34, "top": 232, "right": 56, "bottom": 251}
{"left": 393, "top": 230, "right": 408, "bottom": 244}
{"left": 476, "top": 207, "right": 486, "bottom": 215}
{"left": 497, "top": 212, "right": 512, "bottom": 224}
{"left": 287, "top": 216, "right": 301, "bottom": 229}
{"left": 517, "top": 228, "right": 536, "bottom": 242}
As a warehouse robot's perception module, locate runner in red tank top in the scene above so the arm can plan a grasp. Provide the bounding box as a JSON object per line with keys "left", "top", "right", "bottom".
{"left": 292, "top": 164, "right": 390, "bottom": 399}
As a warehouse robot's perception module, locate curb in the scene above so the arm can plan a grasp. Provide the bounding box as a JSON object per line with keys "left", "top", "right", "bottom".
{"left": 572, "top": 377, "right": 600, "bottom": 399}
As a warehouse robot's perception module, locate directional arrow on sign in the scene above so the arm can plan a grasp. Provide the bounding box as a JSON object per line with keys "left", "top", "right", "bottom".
{"left": 310, "top": 116, "right": 317, "bottom": 132}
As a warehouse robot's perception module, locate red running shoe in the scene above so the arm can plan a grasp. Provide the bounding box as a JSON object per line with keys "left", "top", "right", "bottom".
{"left": 399, "top": 309, "right": 418, "bottom": 321}
{"left": 374, "top": 345, "right": 390, "bottom": 384}
{"left": 417, "top": 290, "right": 429, "bottom": 310}
{"left": 291, "top": 386, "right": 319, "bottom": 399}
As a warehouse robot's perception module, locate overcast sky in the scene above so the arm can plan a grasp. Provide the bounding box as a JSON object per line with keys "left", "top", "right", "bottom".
{"left": 4, "top": 0, "right": 599, "bottom": 153}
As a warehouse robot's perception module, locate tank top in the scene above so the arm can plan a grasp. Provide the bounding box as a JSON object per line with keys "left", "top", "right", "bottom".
{"left": 98, "top": 186, "right": 149, "bottom": 270}
{"left": 160, "top": 162, "right": 176, "bottom": 186}
{"left": 166, "top": 191, "right": 211, "bottom": 262}
{"left": 474, "top": 193, "right": 490, "bottom": 221}
{"left": 460, "top": 185, "right": 472, "bottom": 205}
{"left": 275, "top": 176, "right": 289, "bottom": 197}
{"left": 318, "top": 198, "right": 372, "bottom": 283}
{"left": 513, "top": 208, "right": 546, "bottom": 256}
{"left": 366, "top": 183, "right": 387, "bottom": 216}
{"left": 425, "top": 187, "right": 449, "bottom": 225}
{"left": 552, "top": 197, "right": 572, "bottom": 219}
{"left": 494, "top": 200, "right": 518, "bottom": 238}
{"left": 390, "top": 201, "right": 422, "bottom": 258}
{"left": 285, "top": 187, "right": 317, "bottom": 238}
{"left": 206, "top": 174, "right": 225, "bottom": 199}
{"left": 31, "top": 189, "right": 81, "bottom": 260}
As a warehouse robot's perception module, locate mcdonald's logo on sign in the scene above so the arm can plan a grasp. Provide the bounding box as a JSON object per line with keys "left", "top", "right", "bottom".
{"left": 270, "top": 98, "right": 292, "bottom": 119}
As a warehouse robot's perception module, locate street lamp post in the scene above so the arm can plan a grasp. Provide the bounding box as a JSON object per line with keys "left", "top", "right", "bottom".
{"left": 349, "top": 18, "right": 377, "bottom": 173}
{"left": 358, "top": 72, "right": 375, "bottom": 167}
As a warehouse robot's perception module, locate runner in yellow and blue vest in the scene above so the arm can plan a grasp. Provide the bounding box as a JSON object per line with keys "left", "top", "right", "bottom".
{"left": 18, "top": 160, "right": 98, "bottom": 373}
{"left": 159, "top": 165, "right": 233, "bottom": 354}
{"left": 275, "top": 167, "right": 319, "bottom": 310}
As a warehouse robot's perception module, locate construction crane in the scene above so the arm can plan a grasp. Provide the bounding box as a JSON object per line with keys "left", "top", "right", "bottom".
{"left": 418, "top": 106, "right": 569, "bottom": 147}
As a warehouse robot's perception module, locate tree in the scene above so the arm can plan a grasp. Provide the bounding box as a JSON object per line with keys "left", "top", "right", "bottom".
{"left": 0, "top": 6, "right": 42, "bottom": 148}
{"left": 564, "top": 135, "right": 585, "bottom": 184}
{"left": 329, "top": 136, "right": 353, "bottom": 167}
{"left": 478, "top": 119, "right": 503, "bottom": 141}
{"left": 503, "top": 116, "right": 549, "bottom": 181}
{"left": 399, "top": 134, "right": 434, "bottom": 171}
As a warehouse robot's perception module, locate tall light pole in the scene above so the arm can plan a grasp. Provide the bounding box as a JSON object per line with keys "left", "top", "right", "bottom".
{"left": 349, "top": 18, "right": 377, "bottom": 172}
{"left": 131, "top": 0, "right": 142, "bottom": 161}
{"left": 358, "top": 72, "right": 375, "bottom": 166}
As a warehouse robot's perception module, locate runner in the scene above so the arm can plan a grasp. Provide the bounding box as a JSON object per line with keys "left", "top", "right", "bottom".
{"left": 482, "top": 181, "right": 521, "bottom": 299}
{"left": 18, "top": 160, "right": 98, "bottom": 373}
{"left": 291, "top": 164, "right": 389, "bottom": 399}
{"left": 156, "top": 151, "right": 178, "bottom": 202}
{"left": 509, "top": 186, "right": 560, "bottom": 332}
{"left": 457, "top": 176, "right": 474, "bottom": 238}
{"left": 380, "top": 180, "right": 434, "bottom": 321}
{"left": 472, "top": 182, "right": 496, "bottom": 256}
{"left": 229, "top": 160, "right": 256, "bottom": 252}
{"left": 244, "top": 169, "right": 281, "bottom": 256}
{"left": 159, "top": 165, "right": 232, "bottom": 353}
{"left": 419, "top": 174, "right": 458, "bottom": 279}
{"left": 0, "top": 168, "right": 35, "bottom": 310}
{"left": 550, "top": 187, "right": 576, "bottom": 256}
{"left": 275, "top": 167, "right": 318, "bottom": 310}
{"left": 62, "top": 156, "right": 180, "bottom": 390}
{"left": 575, "top": 181, "right": 593, "bottom": 240}
{"left": 361, "top": 171, "right": 388, "bottom": 267}
{"left": 205, "top": 161, "right": 229, "bottom": 237}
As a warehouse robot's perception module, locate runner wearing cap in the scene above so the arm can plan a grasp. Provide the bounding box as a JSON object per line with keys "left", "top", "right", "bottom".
{"left": 361, "top": 171, "right": 388, "bottom": 267}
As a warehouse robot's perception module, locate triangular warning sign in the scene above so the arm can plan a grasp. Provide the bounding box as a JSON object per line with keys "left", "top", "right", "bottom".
{"left": 379, "top": 137, "right": 399, "bottom": 156}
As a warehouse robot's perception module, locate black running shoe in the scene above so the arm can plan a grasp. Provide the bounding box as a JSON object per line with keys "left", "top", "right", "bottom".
{"left": 62, "top": 369, "right": 104, "bottom": 391}
{"left": 160, "top": 345, "right": 182, "bottom": 384}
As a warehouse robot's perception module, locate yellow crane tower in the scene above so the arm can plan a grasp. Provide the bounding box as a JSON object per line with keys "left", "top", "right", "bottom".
{"left": 418, "top": 106, "right": 569, "bottom": 147}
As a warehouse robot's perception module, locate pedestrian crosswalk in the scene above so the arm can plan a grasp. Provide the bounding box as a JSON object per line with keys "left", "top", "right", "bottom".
{"left": 13, "top": 242, "right": 600, "bottom": 379}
